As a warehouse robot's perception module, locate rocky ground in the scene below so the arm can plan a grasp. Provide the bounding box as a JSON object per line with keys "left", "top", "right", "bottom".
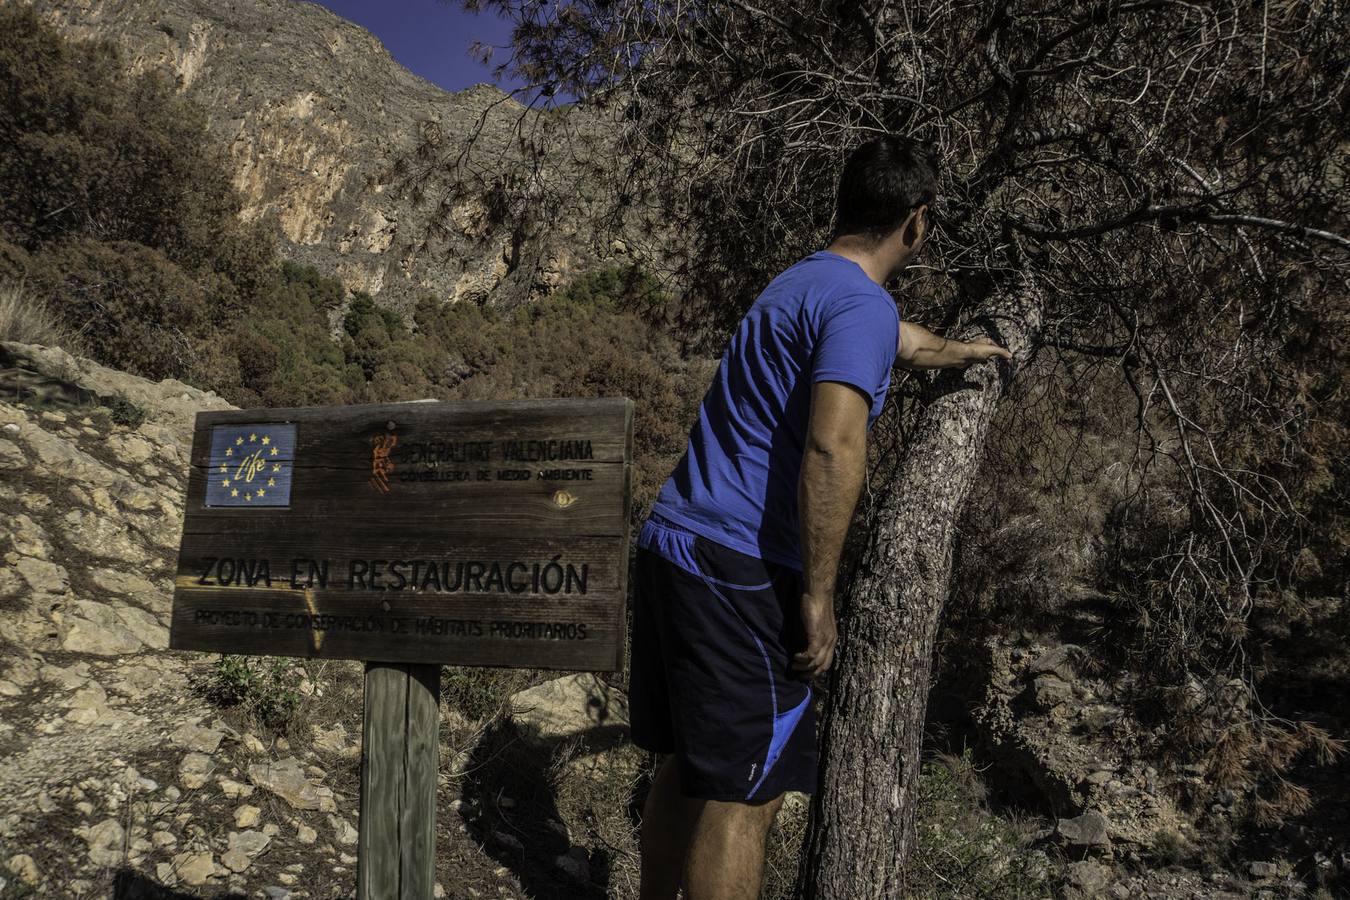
{"left": 0, "top": 342, "right": 650, "bottom": 898}
{"left": 963, "top": 637, "right": 1332, "bottom": 899}
{"left": 0, "top": 339, "right": 1340, "bottom": 899}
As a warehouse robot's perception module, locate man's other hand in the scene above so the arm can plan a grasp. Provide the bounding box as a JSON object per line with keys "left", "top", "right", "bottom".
{"left": 897, "top": 322, "right": 1014, "bottom": 369}
{"left": 792, "top": 592, "right": 837, "bottom": 680}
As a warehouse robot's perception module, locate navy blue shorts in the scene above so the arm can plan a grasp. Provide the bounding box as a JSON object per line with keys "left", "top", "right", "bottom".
{"left": 628, "top": 514, "right": 817, "bottom": 801}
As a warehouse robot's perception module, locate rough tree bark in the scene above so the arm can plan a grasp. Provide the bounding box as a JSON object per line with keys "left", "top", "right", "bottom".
{"left": 798, "top": 269, "right": 1045, "bottom": 898}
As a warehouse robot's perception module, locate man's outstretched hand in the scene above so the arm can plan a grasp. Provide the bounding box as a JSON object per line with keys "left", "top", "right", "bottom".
{"left": 960, "top": 335, "right": 1013, "bottom": 366}
{"left": 792, "top": 592, "right": 837, "bottom": 680}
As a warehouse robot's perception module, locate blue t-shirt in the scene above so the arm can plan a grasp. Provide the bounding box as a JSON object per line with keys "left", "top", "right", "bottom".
{"left": 650, "top": 250, "right": 900, "bottom": 571}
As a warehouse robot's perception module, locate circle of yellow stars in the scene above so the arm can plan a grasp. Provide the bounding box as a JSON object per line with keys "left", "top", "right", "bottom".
{"left": 217, "top": 432, "right": 283, "bottom": 501}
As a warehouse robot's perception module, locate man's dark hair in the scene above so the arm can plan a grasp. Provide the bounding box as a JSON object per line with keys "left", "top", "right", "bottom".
{"left": 831, "top": 135, "right": 939, "bottom": 242}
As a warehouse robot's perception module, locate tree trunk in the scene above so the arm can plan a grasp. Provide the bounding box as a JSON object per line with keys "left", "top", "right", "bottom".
{"left": 798, "top": 270, "right": 1045, "bottom": 898}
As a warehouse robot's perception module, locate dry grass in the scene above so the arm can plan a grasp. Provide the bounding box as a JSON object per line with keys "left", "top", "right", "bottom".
{"left": 0, "top": 278, "right": 80, "bottom": 351}
{"left": 761, "top": 795, "right": 810, "bottom": 899}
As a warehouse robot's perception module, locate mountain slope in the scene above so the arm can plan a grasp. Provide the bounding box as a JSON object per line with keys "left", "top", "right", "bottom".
{"left": 29, "top": 0, "right": 639, "bottom": 313}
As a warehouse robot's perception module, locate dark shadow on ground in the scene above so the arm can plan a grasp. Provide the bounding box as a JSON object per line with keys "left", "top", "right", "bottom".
{"left": 111, "top": 869, "right": 203, "bottom": 900}
{"left": 461, "top": 716, "right": 634, "bottom": 899}
{"left": 1248, "top": 668, "right": 1350, "bottom": 895}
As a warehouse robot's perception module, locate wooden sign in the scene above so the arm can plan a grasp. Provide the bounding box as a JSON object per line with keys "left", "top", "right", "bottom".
{"left": 170, "top": 397, "right": 634, "bottom": 672}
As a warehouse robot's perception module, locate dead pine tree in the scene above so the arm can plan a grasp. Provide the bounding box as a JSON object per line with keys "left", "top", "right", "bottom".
{"left": 400, "top": 0, "right": 1348, "bottom": 894}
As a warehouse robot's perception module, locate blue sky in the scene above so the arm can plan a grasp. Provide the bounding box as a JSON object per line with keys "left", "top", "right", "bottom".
{"left": 310, "top": 0, "right": 530, "bottom": 95}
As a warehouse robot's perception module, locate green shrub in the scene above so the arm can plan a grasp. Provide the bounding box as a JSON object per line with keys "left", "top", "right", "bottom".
{"left": 25, "top": 238, "right": 208, "bottom": 381}
{"left": 206, "top": 654, "right": 302, "bottom": 730}
{"left": 0, "top": 4, "right": 288, "bottom": 392}
{"left": 0, "top": 4, "right": 251, "bottom": 275}
{"left": 105, "top": 393, "right": 147, "bottom": 429}
{"left": 410, "top": 271, "right": 710, "bottom": 511}
{"left": 551, "top": 262, "right": 668, "bottom": 314}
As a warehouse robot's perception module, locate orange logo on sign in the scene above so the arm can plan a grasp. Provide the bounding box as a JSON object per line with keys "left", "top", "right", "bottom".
{"left": 371, "top": 433, "right": 397, "bottom": 493}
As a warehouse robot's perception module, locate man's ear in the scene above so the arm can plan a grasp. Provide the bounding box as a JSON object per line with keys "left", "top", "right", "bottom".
{"left": 909, "top": 204, "right": 928, "bottom": 245}
{"left": 890, "top": 206, "right": 923, "bottom": 251}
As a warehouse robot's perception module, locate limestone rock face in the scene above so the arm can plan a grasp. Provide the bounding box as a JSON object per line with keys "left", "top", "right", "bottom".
{"left": 0, "top": 342, "right": 234, "bottom": 892}
{"left": 170, "top": 723, "right": 227, "bottom": 755}
{"left": 31, "top": 0, "right": 670, "bottom": 314}
{"left": 59, "top": 600, "right": 146, "bottom": 657}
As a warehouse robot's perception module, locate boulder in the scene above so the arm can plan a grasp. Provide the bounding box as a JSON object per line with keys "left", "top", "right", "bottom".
{"left": 1057, "top": 810, "right": 1111, "bottom": 849}
{"left": 90, "top": 567, "right": 160, "bottom": 601}
{"left": 1031, "top": 674, "right": 1075, "bottom": 710}
{"left": 5, "top": 853, "right": 40, "bottom": 885}
{"left": 554, "top": 847, "right": 590, "bottom": 882}
{"left": 0, "top": 438, "right": 25, "bottom": 470}
{"left": 110, "top": 604, "right": 169, "bottom": 649}
{"left": 1027, "top": 644, "right": 1080, "bottom": 680}
{"left": 509, "top": 674, "right": 629, "bottom": 742}
{"left": 1064, "top": 859, "right": 1110, "bottom": 895}
{"left": 179, "top": 752, "right": 214, "bottom": 790}
{"left": 491, "top": 830, "right": 524, "bottom": 852}
{"left": 85, "top": 818, "right": 125, "bottom": 867}
{"left": 329, "top": 815, "right": 358, "bottom": 845}
{"left": 170, "top": 723, "right": 226, "bottom": 754}
{"left": 221, "top": 830, "right": 271, "bottom": 872}
{"left": 8, "top": 513, "right": 51, "bottom": 557}
{"left": 248, "top": 757, "right": 336, "bottom": 811}
{"left": 219, "top": 778, "right": 255, "bottom": 799}
{"left": 64, "top": 683, "right": 111, "bottom": 725}
{"left": 15, "top": 558, "right": 69, "bottom": 595}
{"left": 60, "top": 509, "right": 144, "bottom": 561}
{"left": 172, "top": 851, "right": 215, "bottom": 886}
{"left": 1248, "top": 860, "right": 1281, "bottom": 880}
{"left": 311, "top": 722, "right": 352, "bottom": 756}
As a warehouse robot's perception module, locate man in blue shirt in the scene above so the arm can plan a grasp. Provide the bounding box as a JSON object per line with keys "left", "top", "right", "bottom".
{"left": 628, "top": 135, "right": 1012, "bottom": 900}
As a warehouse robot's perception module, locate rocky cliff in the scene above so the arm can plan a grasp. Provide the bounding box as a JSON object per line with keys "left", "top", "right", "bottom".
{"left": 29, "top": 0, "right": 648, "bottom": 314}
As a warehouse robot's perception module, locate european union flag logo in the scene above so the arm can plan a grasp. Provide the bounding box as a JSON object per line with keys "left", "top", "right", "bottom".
{"left": 205, "top": 424, "right": 297, "bottom": 507}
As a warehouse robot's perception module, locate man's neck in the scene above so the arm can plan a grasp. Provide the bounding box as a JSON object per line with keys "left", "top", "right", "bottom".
{"left": 823, "top": 237, "right": 892, "bottom": 286}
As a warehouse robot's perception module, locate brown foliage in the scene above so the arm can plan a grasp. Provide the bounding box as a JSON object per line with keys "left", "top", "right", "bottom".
{"left": 24, "top": 238, "right": 208, "bottom": 381}
{"left": 409, "top": 281, "right": 713, "bottom": 513}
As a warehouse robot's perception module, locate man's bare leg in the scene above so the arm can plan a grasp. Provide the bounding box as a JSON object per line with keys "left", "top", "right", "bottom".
{"left": 682, "top": 793, "right": 786, "bottom": 900}
{"left": 640, "top": 755, "right": 704, "bottom": 900}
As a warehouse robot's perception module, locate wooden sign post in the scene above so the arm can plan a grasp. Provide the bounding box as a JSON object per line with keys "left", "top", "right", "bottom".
{"left": 169, "top": 398, "right": 634, "bottom": 898}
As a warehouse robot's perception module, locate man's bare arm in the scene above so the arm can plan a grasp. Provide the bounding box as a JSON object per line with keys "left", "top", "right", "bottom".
{"left": 794, "top": 379, "right": 869, "bottom": 679}
{"left": 897, "top": 321, "right": 1012, "bottom": 369}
